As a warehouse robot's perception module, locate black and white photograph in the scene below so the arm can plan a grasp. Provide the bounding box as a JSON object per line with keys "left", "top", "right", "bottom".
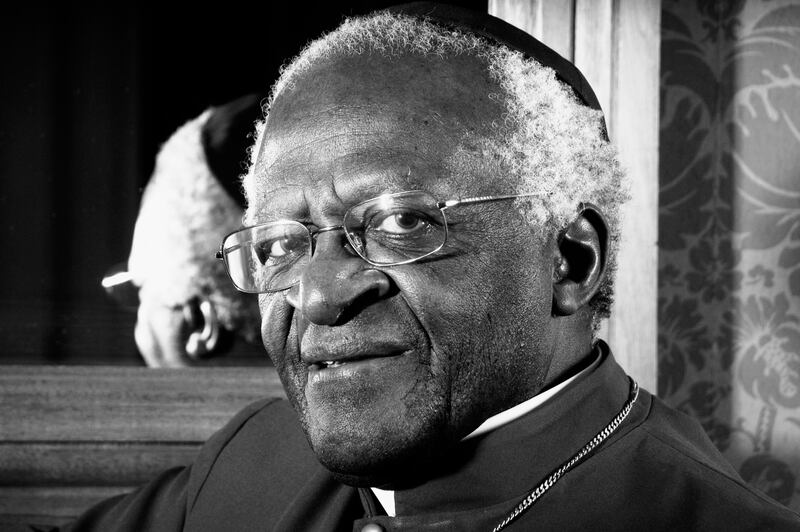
{"left": 1, "top": 1, "right": 800, "bottom": 530}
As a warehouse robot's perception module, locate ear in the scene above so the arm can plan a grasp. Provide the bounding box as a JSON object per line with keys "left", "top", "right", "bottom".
{"left": 552, "top": 204, "right": 609, "bottom": 316}
{"left": 184, "top": 298, "right": 221, "bottom": 358}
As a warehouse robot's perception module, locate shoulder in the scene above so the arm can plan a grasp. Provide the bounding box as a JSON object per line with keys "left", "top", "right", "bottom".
{"left": 199, "top": 396, "right": 304, "bottom": 451}
{"left": 188, "top": 397, "right": 308, "bottom": 481}
{"left": 626, "top": 390, "right": 800, "bottom": 527}
{"left": 185, "top": 398, "right": 321, "bottom": 513}
{"left": 638, "top": 392, "right": 739, "bottom": 475}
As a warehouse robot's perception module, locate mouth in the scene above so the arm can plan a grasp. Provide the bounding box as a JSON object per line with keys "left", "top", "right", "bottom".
{"left": 302, "top": 337, "right": 410, "bottom": 366}
{"left": 313, "top": 357, "right": 368, "bottom": 370}
{"left": 301, "top": 342, "right": 413, "bottom": 386}
{"left": 306, "top": 349, "right": 408, "bottom": 370}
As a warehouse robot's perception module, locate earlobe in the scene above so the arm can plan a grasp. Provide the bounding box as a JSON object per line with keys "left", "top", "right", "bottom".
{"left": 552, "top": 204, "right": 609, "bottom": 316}
{"left": 185, "top": 298, "right": 221, "bottom": 358}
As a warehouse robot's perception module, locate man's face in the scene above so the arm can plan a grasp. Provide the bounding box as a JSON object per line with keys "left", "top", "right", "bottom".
{"left": 250, "top": 52, "right": 557, "bottom": 485}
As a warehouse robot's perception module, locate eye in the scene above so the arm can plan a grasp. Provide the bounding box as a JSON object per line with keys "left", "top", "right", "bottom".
{"left": 270, "top": 238, "right": 291, "bottom": 257}
{"left": 374, "top": 211, "right": 429, "bottom": 235}
{"left": 254, "top": 235, "right": 306, "bottom": 264}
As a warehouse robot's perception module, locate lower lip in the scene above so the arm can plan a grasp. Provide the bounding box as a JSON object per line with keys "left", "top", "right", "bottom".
{"left": 306, "top": 353, "right": 408, "bottom": 385}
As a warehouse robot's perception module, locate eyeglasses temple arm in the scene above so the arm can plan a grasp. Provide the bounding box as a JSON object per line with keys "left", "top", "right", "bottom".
{"left": 438, "top": 192, "right": 540, "bottom": 210}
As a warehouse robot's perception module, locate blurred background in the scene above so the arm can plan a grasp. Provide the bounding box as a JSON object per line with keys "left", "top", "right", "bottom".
{"left": 0, "top": 1, "right": 486, "bottom": 365}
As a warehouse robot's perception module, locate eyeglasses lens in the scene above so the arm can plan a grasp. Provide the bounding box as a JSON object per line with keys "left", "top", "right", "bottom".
{"left": 223, "top": 222, "right": 311, "bottom": 292}
{"left": 343, "top": 191, "right": 446, "bottom": 265}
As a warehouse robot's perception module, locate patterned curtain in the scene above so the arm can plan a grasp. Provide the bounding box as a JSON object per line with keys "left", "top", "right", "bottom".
{"left": 659, "top": 0, "right": 800, "bottom": 511}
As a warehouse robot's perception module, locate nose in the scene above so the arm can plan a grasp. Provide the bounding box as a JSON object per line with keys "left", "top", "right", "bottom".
{"left": 285, "top": 231, "right": 392, "bottom": 325}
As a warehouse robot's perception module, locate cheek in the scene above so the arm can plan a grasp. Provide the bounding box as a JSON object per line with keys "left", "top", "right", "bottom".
{"left": 393, "top": 246, "right": 552, "bottom": 416}
{"left": 259, "top": 293, "right": 297, "bottom": 366}
{"left": 259, "top": 293, "right": 312, "bottom": 416}
{"left": 399, "top": 249, "right": 547, "bottom": 350}
{"left": 389, "top": 258, "right": 501, "bottom": 394}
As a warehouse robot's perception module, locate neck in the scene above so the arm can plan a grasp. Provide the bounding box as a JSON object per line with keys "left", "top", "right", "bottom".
{"left": 541, "top": 312, "right": 595, "bottom": 390}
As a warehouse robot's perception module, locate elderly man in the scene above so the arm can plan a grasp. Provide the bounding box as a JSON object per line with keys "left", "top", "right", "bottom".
{"left": 124, "top": 94, "right": 264, "bottom": 367}
{"left": 66, "top": 3, "right": 800, "bottom": 531}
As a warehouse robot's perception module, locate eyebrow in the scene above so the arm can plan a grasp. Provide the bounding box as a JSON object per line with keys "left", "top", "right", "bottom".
{"left": 248, "top": 187, "right": 308, "bottom": 223}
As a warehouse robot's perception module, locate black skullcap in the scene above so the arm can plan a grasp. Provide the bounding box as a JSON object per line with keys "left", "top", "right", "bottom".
{"left": 383, "top": 2, "right": 608, "bottom": 138}
{"left": 201, "top": 93, "right": 263, "bottom": 208}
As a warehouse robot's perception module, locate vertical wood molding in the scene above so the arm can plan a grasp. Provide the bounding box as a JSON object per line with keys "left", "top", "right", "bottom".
{"left": 489, "top": 0, "right": 660, "bottom": 392}
{"left": 574, "top": 0, "right": 613, "bottom": 119}
{"left": 604, "top": 0, "right": 660, "bottom": 393}
{"left": 487, "top": 0, "right": 575, "bottom": 60}
{"left": 487, "top": 0, "right": 543, "bottom": 37}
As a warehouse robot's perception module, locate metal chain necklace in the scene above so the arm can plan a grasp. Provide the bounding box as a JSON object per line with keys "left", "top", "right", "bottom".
{"left": 491, "top": 378, "right": 640, "bottom": 532}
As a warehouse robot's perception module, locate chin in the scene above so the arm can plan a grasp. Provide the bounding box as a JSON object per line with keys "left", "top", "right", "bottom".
{"left": 303, "top": 405, "right": 454, "bottom": 489}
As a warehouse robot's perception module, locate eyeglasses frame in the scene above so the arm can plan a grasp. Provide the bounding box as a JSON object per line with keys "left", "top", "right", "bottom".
{"left": 215, "top": 191, "right": 542, "bottom": 293}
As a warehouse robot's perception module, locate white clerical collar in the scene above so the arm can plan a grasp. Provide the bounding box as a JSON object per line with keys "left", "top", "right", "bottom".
{"left": 370, "top": 350, "right": 602, "bottom": 517}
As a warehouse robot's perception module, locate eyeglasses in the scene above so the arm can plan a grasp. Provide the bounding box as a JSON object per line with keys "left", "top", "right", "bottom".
{"left": 216, "top": 190, "right": 539, "bottom": 293}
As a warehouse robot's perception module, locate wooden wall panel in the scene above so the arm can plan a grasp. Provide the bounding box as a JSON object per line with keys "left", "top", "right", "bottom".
{"left": 488, "top": 0, "right": 660, "bottom": 392}
{"left": 0, "top": 442, "right": 199, "bottom": 486}
{"left": 0, "top": 486, "right": 134, "bottom": 525}
{"left": 0, "top": 366, "right": 285, "bottom": 528}
{"left": 0, "top": 366, "right": 284, "bottom": 441}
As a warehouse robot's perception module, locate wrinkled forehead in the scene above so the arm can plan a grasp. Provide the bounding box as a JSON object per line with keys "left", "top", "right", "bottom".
{"left": 246, "top": 51, "right": 510, "bottom": 218}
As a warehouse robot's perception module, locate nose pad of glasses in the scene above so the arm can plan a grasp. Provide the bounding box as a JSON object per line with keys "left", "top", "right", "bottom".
{"left": 348, "top": 232, "right": 366, "bottom": 255}
{"left": 285, "top": 283, "right": 301, "bottom": 308}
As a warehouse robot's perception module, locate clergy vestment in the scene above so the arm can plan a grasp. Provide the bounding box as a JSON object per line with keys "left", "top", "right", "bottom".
{"left": 62, "top": 344, "right": 800, "bottom": 531}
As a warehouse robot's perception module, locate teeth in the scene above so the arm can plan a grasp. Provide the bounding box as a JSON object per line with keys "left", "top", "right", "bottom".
{"left": 321, "top": 360, "right": 345, "bottom": 368}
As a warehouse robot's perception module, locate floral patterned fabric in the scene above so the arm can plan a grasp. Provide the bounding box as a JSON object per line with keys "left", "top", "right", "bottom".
{"left": 659, "top": 0, "right": 800, "bottom": 511}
